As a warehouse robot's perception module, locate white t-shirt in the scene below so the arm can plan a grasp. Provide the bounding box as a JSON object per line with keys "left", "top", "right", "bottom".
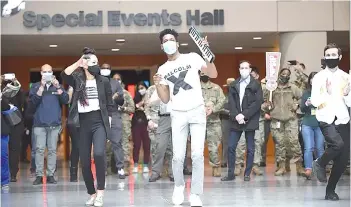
{"left": 311, "top": 68, "right": 351, "bottom": 125}
{"left": 78, "top": 79, "right": 101, "bottom": 113}
{"left": 157, "top": 53, "right": 206, "bottom": 111}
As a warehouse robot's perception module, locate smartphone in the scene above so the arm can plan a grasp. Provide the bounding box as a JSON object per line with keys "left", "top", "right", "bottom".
{"left": 288, "top": 60, "right": 297, "bottom": 65}
{"left": 4, "top": 73, "right": 15, "bottom": 80}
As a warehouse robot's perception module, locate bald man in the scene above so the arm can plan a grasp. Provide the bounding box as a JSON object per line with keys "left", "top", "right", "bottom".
{"left": 30, "top": 64, "right": 69, "bottom": 185}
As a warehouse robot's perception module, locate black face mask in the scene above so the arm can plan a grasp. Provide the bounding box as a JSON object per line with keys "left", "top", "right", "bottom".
{"left": 279, "top": 76, "right": 290, "bottom": 84}
{"left": 87, "top": 65, "right": 100, "bottom": 76}
{"left": 324, "top": 58, "right": 340, "bottom": 69}
{"left": 200, "top": 75, "right": 209, "bottom": 83}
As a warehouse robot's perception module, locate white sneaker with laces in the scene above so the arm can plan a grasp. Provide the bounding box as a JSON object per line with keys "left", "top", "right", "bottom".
{"left": 133, "top": 166, "right": 138, "bottom": 173}
{"left": 172, "top": 185, "right": 185, "bottom": 205}
{"left": 143, "top": 166, "right": 149, "bottom": 173}
{"left": 85, "top": 195, "right": 96, "bottom": 206}
{"left": 93, "top": 192, "right": 104, "bottom": 207}
{"left": 190, "top": 194, "right": 202, "bottom": 206}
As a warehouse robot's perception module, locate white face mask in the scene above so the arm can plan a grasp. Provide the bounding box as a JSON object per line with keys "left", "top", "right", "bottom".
{"left": 162, "top": 41, "right": 177, "bottom": 55}
{"left": 100, "top": 69, "right": 111, "bottom": 77}
{"left": 240, "top": 69, "right": 251, "bottom": 79}
{"left": 139, "top": 89, "right": 146, "bottom": 95}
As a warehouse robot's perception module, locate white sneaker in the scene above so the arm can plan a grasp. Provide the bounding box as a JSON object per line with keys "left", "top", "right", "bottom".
{"left": 93, "top": 192, "right": 104, "bottom": 207}
{"left": 118, "top": 168, "right": 125, "bottom": 175}
{"left": 85, "top": 195, "right": 96, "bottom": 206}
{"left": 133, "top": 166, "right": 138, "bottom": 173}
{"left": 190, "top": 194, "right": 202, "bottom": 206}
{"left": 172, "top": 185, "right": 185, "bottom": 205}
{"left": 143, "top": 166, "right": 149, "bottom": 173}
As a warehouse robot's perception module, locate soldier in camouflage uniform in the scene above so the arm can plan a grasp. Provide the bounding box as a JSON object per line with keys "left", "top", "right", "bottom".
{"left": 113, "top": 73, "right": 135, "bottom": 176}
{"left": 144, "top": 85, "right": 173, "bottom": 182}
{"left": 200, "top": 72, "right": 226, "bottom": 177}
{"left": 288, "top": 62, "right": 308, "bottom": 172}
{"left": 235, "top": 68, "right": 264, "bottom": 176}
{"left": 262, "top": 68, "right": 305, "bottom": 176}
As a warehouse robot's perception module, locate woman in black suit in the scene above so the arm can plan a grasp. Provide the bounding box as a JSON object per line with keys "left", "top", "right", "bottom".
{"left": 61, "top": 47, "right": 115, "bottom": 207}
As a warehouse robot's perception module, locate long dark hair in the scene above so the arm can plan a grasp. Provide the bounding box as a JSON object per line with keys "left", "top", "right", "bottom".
{"left": 307, "top": 72, "right": 318, "bottom": 90}
{"left": 134, "top": 81, "right": 148, "bottom": 104}
{"left": 73, "top": 47, "right": 96, "bottom": 106}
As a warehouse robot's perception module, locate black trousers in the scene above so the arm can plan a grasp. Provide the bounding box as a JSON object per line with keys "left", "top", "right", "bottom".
{"left": 9, "top": 122, "right": 24, "bottom": 176}
{"left": 67, "top": 124, "right": 80, "bottom": 169}
{"left": 228, "top": 130, "right": 255, "bottom": 177}
{"left": 20, "top": 128, "right": 32, "bottom": 161}
{"left": 318, "top": 121, "right": 350, "bottom": 193}
{"left": 79, "top": 111, "right": 106, "bottom": 195}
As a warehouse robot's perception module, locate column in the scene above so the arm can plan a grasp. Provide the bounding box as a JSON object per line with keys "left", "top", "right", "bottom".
{"left": 279, "top": 32, "right": 327, "bottom": 81}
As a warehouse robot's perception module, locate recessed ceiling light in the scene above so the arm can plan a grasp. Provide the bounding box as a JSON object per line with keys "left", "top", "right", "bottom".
{"left": 235, "top": 47, "right": 243, "bottom": 50}
{"left": 49, "top": 45, "right": 58, "bottom": 48}
{"left": 116, "top": 39, "right": 125, "bottom": 42}
{"left": 180, "top": 43, "right": 188, "bottom": 46}
{"left": 111, "top": 48, "right": 120, "bottom": 51}
{"left": 253, "top": 37, "right": 262, "bottom": 40}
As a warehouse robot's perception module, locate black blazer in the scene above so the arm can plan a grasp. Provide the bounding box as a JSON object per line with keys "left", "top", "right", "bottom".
{"left": 228, "top": 75, "right": 263, "bottom": 131}
{"left": 61, "top": 71, "right": 115, "bottom": 138}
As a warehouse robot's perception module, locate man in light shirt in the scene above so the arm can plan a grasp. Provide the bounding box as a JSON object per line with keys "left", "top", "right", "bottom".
{"left": 153, "top": 29, "right": 217, "bottom": 207}
{"left": 311, "top": 43, "right": 351, "bottom": 201}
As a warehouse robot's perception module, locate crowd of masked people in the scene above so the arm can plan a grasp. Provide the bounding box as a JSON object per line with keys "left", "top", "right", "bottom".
{"left": 1, "top": 45, "right": 350, "bottom": 191}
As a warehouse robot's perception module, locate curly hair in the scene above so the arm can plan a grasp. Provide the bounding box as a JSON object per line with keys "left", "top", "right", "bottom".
{"left": 75, "top": 47, "right": 96, "bottom": 106}
{"left": 159, "top": 29, "right": 179, "bottom": 43}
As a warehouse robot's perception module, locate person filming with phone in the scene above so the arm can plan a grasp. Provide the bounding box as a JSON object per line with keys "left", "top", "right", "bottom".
{"left": 29, "top": 64, "right": 69, "bottom": 185}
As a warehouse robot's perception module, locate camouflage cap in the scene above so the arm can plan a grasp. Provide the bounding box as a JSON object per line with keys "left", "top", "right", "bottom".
{"left": 223, "top": 78, "right": 235, "bottom": 87}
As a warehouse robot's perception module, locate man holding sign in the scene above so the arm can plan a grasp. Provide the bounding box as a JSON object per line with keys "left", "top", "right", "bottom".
{"left": 153, "top": 29, "right": 217, "bottom": 207}
{"left": 311, "top": 43, "right": 351, "bottom": 201}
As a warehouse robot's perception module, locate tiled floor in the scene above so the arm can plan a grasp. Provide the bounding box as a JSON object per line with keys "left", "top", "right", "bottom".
{"left": 1, "top": 162, "right": 350, "bottom": 207}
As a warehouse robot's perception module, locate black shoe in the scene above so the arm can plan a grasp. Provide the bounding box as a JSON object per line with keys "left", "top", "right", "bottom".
{"left": 183, "top": 168, "right": 192, "bottom": 175}
{"left": 148, "top": 174, "right": 161, "bottom": 182}
{"left": 33, "top": 176, "right": 43, "bottom": 185}
{"left": 325, "top": 192, "right": 339, "bottom": 201}
{"left": 244, "top": 176, "right": 250, "bottom": 181}
{"left": 169, "top": 176, "right": 174, "bottom": 182}
{"left": 221, "top": 163, "right": 227, "bottom": 168}
{"left": 46, "top": 176, "right": 57, "bottom": 184}
{"left": 70, "top": 167, "right": 78, "bottom": 182}
{"left": 312, "top": 160, "right": 327, "bottom": 183}
{"left": 260, "top": 162, "right": 266, "bottom": 167}
{"left": 10, "top": 175, "right": 17, "bottom": 182}
{"left": 221, "top": 176, "right": 235, "bottom": 181}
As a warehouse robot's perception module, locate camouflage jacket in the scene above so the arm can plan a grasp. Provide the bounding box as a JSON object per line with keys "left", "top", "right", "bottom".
{"left": 120, "top": 89, "right": 135, "bottom": 121}
{"left": 201, "top": 81, "right": 226, "bottom": 123}
{"left": 262, "top": 83, "right": 302, "bottom": 121}
{"left": 144, "top": 85, "right": 160, "bottom": 124}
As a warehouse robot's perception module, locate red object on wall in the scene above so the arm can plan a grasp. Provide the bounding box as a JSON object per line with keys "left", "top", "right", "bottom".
{"left": 127, "top": 84, "right": 135, "bottom": 99}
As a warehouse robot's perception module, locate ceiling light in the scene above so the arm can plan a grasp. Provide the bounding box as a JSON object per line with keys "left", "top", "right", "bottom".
{"left": 253, "top": 37, "right": 262, "bottom": 40}
{"left": 235, "top": 47, "right": 243, "bottom": 50}
{"left": 116, "top": 39, "right": 125, "bottom": 42}
{"left": 111, "top": 48, "right": 120, "bottom": 51}
{"left": 180, "top": 43, "right": 188, "bottom": 46}
{"left": 49, "top": 45, "right": 58, "bottom": 48}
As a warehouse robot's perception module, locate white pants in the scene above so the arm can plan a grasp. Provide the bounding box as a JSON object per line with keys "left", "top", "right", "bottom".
{"left": 171, "top": 105, "right": 206, "bottom": 195}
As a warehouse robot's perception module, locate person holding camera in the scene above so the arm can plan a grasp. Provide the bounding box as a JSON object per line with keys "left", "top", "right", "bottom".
{"left": 29, "top": 64, "right": 69, "bottom": 185}
{"left": 1, "top": 74, "right": 25, "bottom": 183}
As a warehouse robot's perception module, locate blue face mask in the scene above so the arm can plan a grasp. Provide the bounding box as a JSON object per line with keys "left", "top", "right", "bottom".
{"left": 162, "top": 41, "right": 177, "bottom": 55}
